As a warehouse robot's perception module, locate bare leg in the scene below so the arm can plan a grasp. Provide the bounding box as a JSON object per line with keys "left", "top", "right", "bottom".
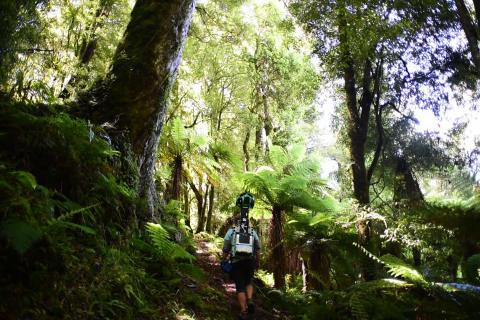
{"left": 246, "top": 284, "right": 253, "bottom": 300}
{"left": 237, "top": 292, "right": 247, "bottom": 313}
{"left": 246, "top": 284, "right": 255, "bottom": 314}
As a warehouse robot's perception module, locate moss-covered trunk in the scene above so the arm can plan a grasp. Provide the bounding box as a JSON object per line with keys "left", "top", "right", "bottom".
{"left": 393, "top": 156, "right": 425, "bottom": 266}
{"left": 90, "top": 0, "right": 196, "bottom": 223}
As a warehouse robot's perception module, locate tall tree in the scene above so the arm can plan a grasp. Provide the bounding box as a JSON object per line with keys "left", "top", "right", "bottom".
{"left": 87, "top": 0, "right": 197, "bottom": 222}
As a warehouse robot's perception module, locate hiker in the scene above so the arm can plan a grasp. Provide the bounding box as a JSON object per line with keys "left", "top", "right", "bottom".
{"left": 221, "top": 193, "right": 261, "bottom": 319}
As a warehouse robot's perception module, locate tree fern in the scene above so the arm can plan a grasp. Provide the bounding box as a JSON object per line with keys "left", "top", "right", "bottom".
{"left": 146, "top": 223, "right": 195, "bottom": 262}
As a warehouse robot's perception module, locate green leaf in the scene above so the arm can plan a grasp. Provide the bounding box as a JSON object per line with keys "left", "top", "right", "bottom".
{"left": 10, "top": 171, "right": 37, "bottom": 190}
{"left": 309, "top": 212, "right": 332, "bottom": 226}
{"left": 0, "top": 219, "right": 43, "bottom": 254}
{"left": 55, "top": 221, "right": 96, "bottom": 235}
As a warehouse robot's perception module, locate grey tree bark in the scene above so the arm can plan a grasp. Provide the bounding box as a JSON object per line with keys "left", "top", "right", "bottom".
{"left": 88, "top": 0, "right": 197, "bottom": 223}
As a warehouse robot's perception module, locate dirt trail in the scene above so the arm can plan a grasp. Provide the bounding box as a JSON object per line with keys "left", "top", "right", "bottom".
{"left": 195, "top": 240, "right": 282, "bottom": 320}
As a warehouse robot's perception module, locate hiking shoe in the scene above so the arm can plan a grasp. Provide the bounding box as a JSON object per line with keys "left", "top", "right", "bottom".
{"left": 247, "top": 300, "right": 255, "bottom": 314}
{"left": 237, "top": 311, "right": 248, "bottom": 320}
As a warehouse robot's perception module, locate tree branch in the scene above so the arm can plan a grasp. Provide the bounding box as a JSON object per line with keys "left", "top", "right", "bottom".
{"left": 472, "top": 0, "right": 480, "bottom": 29}
{"left": 382, "top": 101, "right": 418, "bottom": 124}
{"left": 359, "top": 58, "right": 373, "bottom": 129}
{"left": 184, "top": 112, "right": 201, "bottom": 128}
{"left": 455, "top": 0, "right": 480, "bottom": 73}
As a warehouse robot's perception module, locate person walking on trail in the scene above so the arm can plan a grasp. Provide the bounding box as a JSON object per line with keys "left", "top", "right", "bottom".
{"left": 221, "top": 192, "right": 261, "bottom": 320}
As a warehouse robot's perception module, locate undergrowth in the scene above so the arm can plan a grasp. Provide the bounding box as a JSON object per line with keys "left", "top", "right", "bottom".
{"left": 0, "top": 103, "right": 229, "bottom": 319}
{"left": 262, "top": 245, "right": 480, "bottom": 320}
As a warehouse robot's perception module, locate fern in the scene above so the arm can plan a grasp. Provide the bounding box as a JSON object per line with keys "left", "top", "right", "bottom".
{"left": 348, "top": 279, "right": 415, "bottom": 319}
{"left": 349, "top": 290, "right": 369, "bottom": 320}
{"left": 354, "top": 242, "right": 428, "bottom": 284}
{"left": 9, "top": 170, "right": 37, "bottom": 190}
{"left": 146, "top": 223, "right": 195, "bottom": 262}
{"left": 269, "top": 145, "right": 289, "bottom": 171}
{"left": 170, "top": 117, "right": 188, "bottom": 149}
{"left": 380, "top": 254, "right": 428, "bottom": 286}
{"left": 0, "top": 203, "right": 97, "bottom": 254}
{"left": 353, "top": 242, "right": 383, "bottom": 264}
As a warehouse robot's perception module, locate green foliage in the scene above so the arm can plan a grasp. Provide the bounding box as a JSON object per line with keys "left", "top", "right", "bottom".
{"left": 465, "top": 254, "right": 480, "bottom": 284}
{"left": 0, "top": 218, "right": 43, "bottom": 255}
{"left": 1, "top": 0, "right": 480, "bottom": 319}
{"left": 380, "top": 254, "right": 427, "bottom": 286}
{"left": 241, "top": 144, "right": 331, "bottom": 211}
{"left": 146, "top": 223, "right": 195, "bottom": 262}
{"left": 1, "top": 0, "right": 132, "bottom": 102}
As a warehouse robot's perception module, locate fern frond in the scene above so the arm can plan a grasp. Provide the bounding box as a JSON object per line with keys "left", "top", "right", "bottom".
{"left": 146, "top": 223, "right": 195, "bottom": 262}
{"left": 9, "top": 170, "right": 37, "bottom": 190}
{"left": 190, "top": 134, "right": 209, "bottom": 148}
{"left": 309, "top": 212, "right": 333, "bottom": 227}
{"left": 269, "top": 145, "right": 289, "bottom": 171}
{"left": 286, "top": 144, "right": 306, "bottom": 164}
{"left": 352, "top": 242, "right": 383, "bottom": 264}
{"left": 349, "top": 291, "right": 369, "bottom": 320}
{"left": 380, "top": 254, "right": 428, "bottom": 286}
{"left": 170, "top": 118, "right": 187, "bottom": 145}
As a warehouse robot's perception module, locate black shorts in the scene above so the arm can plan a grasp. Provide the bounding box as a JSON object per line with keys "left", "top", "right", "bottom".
{"left": 231, "top": 258, "right": 255, "bottom": 293}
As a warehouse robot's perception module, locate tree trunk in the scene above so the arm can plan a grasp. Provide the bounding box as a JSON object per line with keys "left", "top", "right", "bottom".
{"left": 301, "top": 257, "right": 308, "bottom": 293}
{"left": 413, "top": 247, "right": 421, "bottom": 267}
{"left": 394, "top": 156, "right": 425, "bottom": 267}
{"left": 184, "top": 186, "right": 191, "bottom": 229}
{"left": 189, "top": 180, "right": 206, "bottom": 233}
{"left": 167, "top": 154, "right": 183, "bottom": 201}
{"left": 270, "top": 205, "right": 286, "bottom": 289}
{"left": 393, "top": 157, "right": 424, "bottom": 205}
{"left": 454, "top": 0, "right": 480, "bottom": 74}
{"left": 338, "top": 13, "right": 372, "bottom": 205}
{"left": 254, "top": 123, "right": 266, "bottom": 161}
{"left": 205, "top": 185, "right": 214, "bottom": 233}
{"left": 243, "top": 130, "right": 250, "bottom": 171}
{"left": 306, "top": 243, "right": 331, "bottom": 290}
{"left": 89, "top": 0, "right": 196, "bottom": 223}
{"left": 198, "top": 184, "right": 209, "bottom": 232}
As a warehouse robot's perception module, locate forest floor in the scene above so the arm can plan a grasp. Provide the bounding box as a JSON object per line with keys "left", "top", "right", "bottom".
{"left": 194, "top": 240, "right": 288, "bottom": 320}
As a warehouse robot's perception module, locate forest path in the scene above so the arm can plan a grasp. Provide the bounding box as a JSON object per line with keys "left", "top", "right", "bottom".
{"left": 195, "top": 239, "right": 285, "bottom": 320}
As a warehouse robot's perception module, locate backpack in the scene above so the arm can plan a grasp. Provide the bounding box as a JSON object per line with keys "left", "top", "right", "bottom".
{"left": 231, "top": 225, "right": 254, "bottom": 257}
